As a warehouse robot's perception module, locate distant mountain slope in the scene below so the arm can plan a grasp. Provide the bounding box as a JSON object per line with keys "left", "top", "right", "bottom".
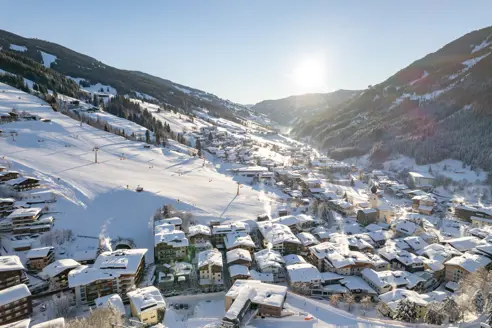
{"left": 0, "top": 29, "right": 248, "bottom": 118}
{"left": 252, "top": 90, "right": 360, "bottom": 125}
{"left": 292, "top": 25, "right": 492, "bottom": 173}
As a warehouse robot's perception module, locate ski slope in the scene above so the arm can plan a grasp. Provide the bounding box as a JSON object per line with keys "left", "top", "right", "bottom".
{"left": 0, "top": 83, "right": 280, "bottom": 261}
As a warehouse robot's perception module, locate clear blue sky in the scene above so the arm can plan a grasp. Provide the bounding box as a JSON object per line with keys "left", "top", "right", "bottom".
{"left": 3, "top": 1, "right": 492, "bottom": 104}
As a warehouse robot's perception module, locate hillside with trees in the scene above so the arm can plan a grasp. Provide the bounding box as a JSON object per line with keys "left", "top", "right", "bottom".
{"left": 292, "top": 25, "right": 492, "bottom": 173}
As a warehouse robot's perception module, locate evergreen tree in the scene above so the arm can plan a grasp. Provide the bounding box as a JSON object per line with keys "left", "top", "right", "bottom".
{"left": 155, "top": 132, "right": 161, "bottom": 146}
{"left": 196, "top": 138, "right": 202, "bottom": 157}
{"left": 350, "top": 178, "right": 355, "bottom": 186}
{"left": 145, "top": 130, "right": 150, "bottom": 144}
{"left": 424, "top": 301, "right": 445, "bottom": 325}
{"left": 428, "top": 165, "right": 433, "bottom": 173}
{"left": 474, "top": 289, "right": 485, "bottom": 314}
{"left": 208, "top": 132, "right": 213, "bottom": 141}
{"left": 104, "top": 124, "right": 109, "bottom": 132}
{"left": 394, "top": 298, "right": 418, "bottom": 323}
{"left": 443, "top": 297, "right": 459, "bottom": 323}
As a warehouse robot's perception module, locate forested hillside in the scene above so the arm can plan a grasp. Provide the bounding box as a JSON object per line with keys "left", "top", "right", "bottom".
{"left": 292, "top": 26, "right": 492, "bottom": 173}
{"left": 0, "top": 29, "right": 248, "bottom": 119}
{"left": 252, "top": 90, "right": 360, "bottom": 125}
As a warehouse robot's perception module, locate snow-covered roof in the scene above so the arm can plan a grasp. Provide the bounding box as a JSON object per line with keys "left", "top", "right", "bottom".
{"left": 198, "top": 248, "right": 223, "bottom": 269}
{"left": 5, "top": 176, "right": 39, "bottom": 186}
{"left": 417, "top": 243, "right": 462, "bottom": 263}
{"left": 340, "top": 276, "right": 377, "bottom": 294}
{"left": 379, "top": 245, "right": 423, "bottom": 267}
{"left": 155, "top": 224, "right": 189, "bottom": 248}
{"left": 273, "top": 214, "right": 314, "bottom": 227}
{"left": 156, "top": 217, "right": 182, "bottom": 226}
{"left": 226, "top": 248, "right": 251, "bottom": 264}
{"left": 6, "top": 207, "right": 42, "bottom": 219}
{"left": 229, "top": 265, "right": 250, "bottom": 277}
{"left": 41, "top": 259, "right": 81, "bottom": 278}
{"left": 254, "top": 249, "right": 284, "bottom": 271}
{"left": 212, "top": 221, "right": 249, "bottom": 235}
{"left": 95, "top": 293, "right": 125, "bottom": 316}
{"left": 394, "top": 220, "right": 419, "bottom": 235}
{"left": 224, "top": 285, "right": 256, "bottom": 321}
{"left": 418, "top": 256, "right": 444, "bottom": 272}
{"left": 257, "top": 222, "right": 300, "bottom": 246}
{"left": 234, "top": 166, "right": 268, "bottom": 173}
{"left": 31, "top": 318, "right": 65, "bottom": 328}
{"left": 445, "top": 252, "right": 491, "bottom": 273}
{"left": 127, "top": 286, "right": 166, "bottom": 314}
{"left": 224, "top": 231, "right": 255, "bottom": 250}
{"left": 226, "top": 279, "right": 287, "bottom": 308}
{"left": 361, "top": 268, "right": 425, "bottom": 290}
{"left": 0, "top": 255, "right": 25, "bottom": 272}
{"left": 286, "top": 263, "right": 321, "bottom": 283}
{"left": 94, "top": 249, "right": 147, "bottom": 275}
{"left": 365, "top": 230, "right": 391, "bottom": 242}
{"left": 296, "top": 232, "right": 319, "bottom": 246}
{"left": 445, "top": 236, "right": 484, "bottom": 252}
{"left": 312, "top": 226, "right": 330, "bottom": 240}
{"left": 320, "top": 271, "right": 344, "bottom": 282}
{"left": 187, "top": 224, "right": 211, "bottom": 237}
{"left": 409, "top": 171, "right": 434, "bottom": 179}
{"left": 379, "top": 289, "right": 428, "bottom": 310}
{"left": 402, "top": 236, "right": 428, "bottom": 251}
{"left": 73, "top": 248, "right": 99, "bottom": 262}
{"left": 0, "top": 198, "right": 15, "bottom": 204}
{"left": 283, "top": 254, "right": 306, "bottom": 266}
{"left": 26, "top": 247, "right": 53, "bottom": 259}
{"left": 2, "top": 319, "right": 31, "bottom": 328}
{"left": 249, "top": 270, "right": 274, "bottom": 282}
{"left": 0, "top": 284, "right": 31, "bottom": 307}
{"left": 68, "top": 265, "right": 120, "bottom": 287}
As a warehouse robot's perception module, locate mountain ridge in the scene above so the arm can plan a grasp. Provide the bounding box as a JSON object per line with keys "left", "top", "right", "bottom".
{"left": 291, "top": 25, "right": 492, "bottom": 174}
{"left": 0, "top": 29, "right": 249, "bottom": 119}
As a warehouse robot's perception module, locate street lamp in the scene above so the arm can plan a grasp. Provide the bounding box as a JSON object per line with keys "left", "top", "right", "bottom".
{"left": 93, "top": 146, "right": 100, "bottom": 163}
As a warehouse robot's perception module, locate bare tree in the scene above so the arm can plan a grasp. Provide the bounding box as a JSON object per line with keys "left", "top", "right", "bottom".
{"left": 360, "top": 295, "right": 372, "bottom": 312}
{"left": 330, "top": 294, "right": 341, "bottom": 307}
{"left": 66, "top": 308, "right": 126, "bottom": 328}
{"left": 343, "top": 293, "right": 355, "bottom": 312}
{"left": 50, "top": 293, "right": 73, "bottom": 319}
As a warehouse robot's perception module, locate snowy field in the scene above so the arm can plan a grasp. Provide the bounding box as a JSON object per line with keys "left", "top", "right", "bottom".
{"left": 0, "top": 83, "right": 281, "bottom": 262}
{"left": 66, "top": 76, "right": 117, "bottom": 95}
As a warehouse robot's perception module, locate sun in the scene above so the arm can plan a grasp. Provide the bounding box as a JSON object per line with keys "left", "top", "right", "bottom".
{"left": 292, "top": 57, "right": 326, "bottom": 92}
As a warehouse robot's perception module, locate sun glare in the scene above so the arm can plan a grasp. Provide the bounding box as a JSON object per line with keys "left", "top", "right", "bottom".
{"left": 292, "top": 57, "right": 326, "bottom": 92}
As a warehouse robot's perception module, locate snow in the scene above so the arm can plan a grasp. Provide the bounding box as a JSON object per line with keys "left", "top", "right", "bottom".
{"left": 0, "top": 255, "right": 25, "bottom": 271}
{"left": 445, "top": 236, "right": 484, "bottom": 252}
{"left": 6, "top": 207, "right": 42, "bottom": 219}
{"left": 471, "top": 37, "right": 492, "bottom": 53}
{"left": 0, "top": 283, "right": 30, "bottom": 307}
{"left": 26, "top": 247, "right": 53, "bottom": 259}
{"left": 187, "top": 224, "right": 211, "bottom": 237}
{"left": 127, "top": 286, "right": 166, "bottom": 315}
{"left": 227, "top": 280, "right": 287, "bottom": 308}
{"left": 134, "top": 91, "right": 156, "bottom": 101}
{"left": 39, "top": 51, "right": 57, "bottom": 68}
{"left": 283, "top": 254, "right": 307, "bottom": 265}
{"left": 68, "top": 265, "right": 120, "bottom": 287}
{"left": 9, "top": 44, "right": 27, "bottom": 52}
{"left": 94, "top": 249, "right": 146, "bottom": 274}
{"left": 286, "top": 263, "right": 321, "bottom": 283}
{"left": 173, "top": 85, "right": 192, "bottom": 94}
{"left": 229, "top": 264, "right": 250, "bottom": 277}
{"left": 226, "top": 248, "right": 251, "bottom": 264}
{"left": 66, "top": 76, "right": 117, "bottom": 95}
{"left": 0, "top": 83, "right": 281, "bottom": 260}
{"left": 31, "top": 318, "right": 65, "bottom": 328}
{"left": 449, "top": 52, "right": 491, "bottom": 79}
{"left": 198, "top": 249, "right": 222, "bottom": 268}
{"left": 444, "top": 252, "right": 491, "bottom": 273}
{"left": 258, "top": 222, "right": 300, "bottom": 245}
{"left": 0, "top": 320, "right": 31, "bottom": 328}
{"left": 41, "top": 259, "right": 80, "bottom": 278}
{"left": 408, "top": 70, "right": 429, "bottom": 86}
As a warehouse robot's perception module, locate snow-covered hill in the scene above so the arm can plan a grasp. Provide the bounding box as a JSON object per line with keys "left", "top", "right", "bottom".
{"left": 0, "top": 83, "right": 281, "bottom": 261}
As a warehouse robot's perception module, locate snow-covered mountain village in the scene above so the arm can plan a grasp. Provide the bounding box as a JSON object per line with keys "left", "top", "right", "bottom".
{"left": 1, "top": 76, "right": 492, "bottom": 328}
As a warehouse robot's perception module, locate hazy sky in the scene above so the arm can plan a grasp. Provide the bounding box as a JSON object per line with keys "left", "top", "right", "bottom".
{"left": 3, "top": 1, "right": 492, "bottom": 104}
